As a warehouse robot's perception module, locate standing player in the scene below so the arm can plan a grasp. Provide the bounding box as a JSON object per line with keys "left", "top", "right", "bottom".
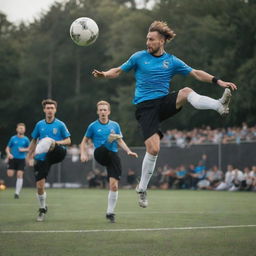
{"left": 5, "top": 123, "right": 30, "bottom": 199}
{"left": 80, "top": 100, "right": 138, "bottom": 223}
{"left": 26, "top": 99, "right": 71, "bottom": 221}
{"left": 92, "top": 21, "right": 237, "bottom": 208}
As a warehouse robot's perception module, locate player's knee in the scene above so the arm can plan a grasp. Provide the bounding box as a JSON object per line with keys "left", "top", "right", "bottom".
{"left": 148, "top": 145, "right": 160, "bottom": 156}
{"left": 7, "top": 171, "right": 14, "bottom": 177}
{"left": 180, "top": 87, "right": 193, "bottom": 98}
{"left": 110, "top": 183, "right": 118, "bottom": 191}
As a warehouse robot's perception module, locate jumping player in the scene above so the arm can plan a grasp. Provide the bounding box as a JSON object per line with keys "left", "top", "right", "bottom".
{"left": 92, "top": 21, "right": 237, "bottom": 208}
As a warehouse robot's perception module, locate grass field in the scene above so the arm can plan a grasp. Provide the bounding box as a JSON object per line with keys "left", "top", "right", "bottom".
{"left": 0, "top": 188, "right": 256, "bottom": 256}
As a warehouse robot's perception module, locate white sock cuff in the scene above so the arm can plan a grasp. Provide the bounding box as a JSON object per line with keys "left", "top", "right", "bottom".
{"left": 145, "top": 152, "right": 158, "bottom": 161}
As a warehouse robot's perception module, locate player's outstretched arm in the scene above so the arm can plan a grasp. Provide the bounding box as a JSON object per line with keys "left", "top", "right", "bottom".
{"left": 190, "top": 69, "right": 237, "bottom": 91}
{"left": 92, "top": 67, "right": 122, "bottom": 79}
{"left": 118, "top": 139, "right": 138, "bottom": 158}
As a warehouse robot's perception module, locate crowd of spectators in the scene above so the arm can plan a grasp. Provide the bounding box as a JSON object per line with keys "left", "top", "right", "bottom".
{"left": 161, "top": 123, "right": 256, "bottom": 147}
{"left": 149, "top": 155, "right": 256, "bottom": 192}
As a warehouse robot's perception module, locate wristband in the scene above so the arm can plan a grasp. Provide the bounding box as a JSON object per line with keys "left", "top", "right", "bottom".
{"left": 212, "top": 77, "right": 220, "bottom": 84}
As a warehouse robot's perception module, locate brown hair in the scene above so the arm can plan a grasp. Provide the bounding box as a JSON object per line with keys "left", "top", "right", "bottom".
{"left": 41, "top": 99, "right": 57, "bottom": 108}
{"left": 148, "top": 21, "right": 176, "bottom": 42}
{"left": 97, "top": 100, "right": 111, "bottom": 110}
{"left": 16, "top": 123, "right": 25, "bottom": 128}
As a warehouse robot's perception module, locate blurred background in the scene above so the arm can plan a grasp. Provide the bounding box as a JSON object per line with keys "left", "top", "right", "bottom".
{"left": 0, "top": 0, "right": 256, "bottom": 189}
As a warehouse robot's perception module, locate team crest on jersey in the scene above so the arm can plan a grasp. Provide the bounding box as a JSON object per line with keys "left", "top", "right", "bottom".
{"left": 163, "top": 60, "right": 169, "bottom": 68}
{"left": 53, "top": 128, "right": 58, "bottom": 135}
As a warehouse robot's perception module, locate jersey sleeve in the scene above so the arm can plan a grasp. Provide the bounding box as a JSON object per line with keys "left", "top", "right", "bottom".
{"left": 120, "top": 52, "right": 138, "bottom": 72}
{"left": 115, "top": 123, "right": 123, "bottom": 137}
{"left": 25, "top": 137, "right": 30, "bottom": 147}
{"left": 60, "top": 122, "right": 71, "bottom": 139}
{"left": 31, "top": 123, "right": 40, "bottom": 139}
{"left": 85, "top": 124, "right": 93, "bottom": 139}
{"left": 7, "top": 137, "right": 14, "bottom": 147}
{"left": 173, "top": 56, "right": 193, "bottom": 75}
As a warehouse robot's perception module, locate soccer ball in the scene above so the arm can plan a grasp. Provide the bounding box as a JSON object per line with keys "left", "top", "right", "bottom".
{"left": 70, "top": 17, "right": 99, "bottom": 46}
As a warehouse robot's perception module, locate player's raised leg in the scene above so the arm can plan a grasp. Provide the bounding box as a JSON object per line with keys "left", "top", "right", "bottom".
{"left": 177, "top": 87, "right": 232, "bottom": 115}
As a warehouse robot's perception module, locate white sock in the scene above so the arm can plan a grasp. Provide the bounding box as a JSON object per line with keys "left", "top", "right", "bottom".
{"left": 37, "top": 192, "right": 47, "bottom": 209}
{"left": 187, "top": 91, "right": 221, "bottom": 111}
{"left": 15, "top": 178, "right": 23, "bottom": 195}
{"left": 107, "top": 191, "right": 118, "bottom": 214}
{"left": 138, "top": 152, "right": 158, "bottom": 191}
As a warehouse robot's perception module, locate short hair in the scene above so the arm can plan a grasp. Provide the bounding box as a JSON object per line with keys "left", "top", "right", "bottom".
{"left": 148, "top": 21, "right": 176, "bottom": 42}
{"left": 97, "top": 100, "right": 111, "bottom": 110}
{"left": 17, "top": 123, "right": 25, "bottom": 128}
{"left": 41, "top": 99, "right": 57, "bottom": 108}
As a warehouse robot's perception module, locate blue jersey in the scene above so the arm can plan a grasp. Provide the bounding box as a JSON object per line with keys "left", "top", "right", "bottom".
{"left": 7, "top": 135, "right": 30, "bottom": 159}
{"left": 85, "top": 120, "right": 122, "bottom": 152}
{"left": 32, "top": 118, "right": 70, "bottom": 160}
{"left": 120, "top": 50, "right": 193, "bottom": 104}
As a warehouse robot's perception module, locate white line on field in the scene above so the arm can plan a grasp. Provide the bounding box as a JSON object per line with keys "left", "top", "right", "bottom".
{"left": 1, "top": 224, "right": 256, "bottom": 234}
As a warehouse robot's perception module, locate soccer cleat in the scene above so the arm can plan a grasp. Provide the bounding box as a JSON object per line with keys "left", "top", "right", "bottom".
{"left": 14, "top": 194, "right": 19, "bottom": 199}
{"left": 217, "top": 88, "right": 232, "bottom": 115}
{"left": 37, "top": 206, "right": 48, "bottom": 222}
{"left": 106, "top": 213, "right": 115, "bottom": 223}
{"left": 136, "top": 186, "right": 148, "bottom": 208}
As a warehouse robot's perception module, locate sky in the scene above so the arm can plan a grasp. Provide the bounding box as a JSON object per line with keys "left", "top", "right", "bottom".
{"left": 0, "top": 0, "right": 64, "bottom": 23}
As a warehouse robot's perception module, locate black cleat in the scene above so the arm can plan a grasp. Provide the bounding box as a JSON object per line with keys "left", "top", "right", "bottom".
{"left": 37, "top": 206, "right": 48, "bottom": 222}
{"left": 14, "top": 194, "right": 19, "bottom": 199}
{"left": 106, "top": 213, "right": 115, "bottom": 223}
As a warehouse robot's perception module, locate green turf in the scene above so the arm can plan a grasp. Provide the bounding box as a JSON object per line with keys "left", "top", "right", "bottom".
{"left": 0, "top": 188, "right": 256, "bottom": 256}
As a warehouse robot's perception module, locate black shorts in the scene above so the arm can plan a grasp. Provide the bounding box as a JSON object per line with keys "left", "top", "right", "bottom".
{"left": 34, "top": 145, "right": 67, "bottom": 181}
{"left": 94, "top": 146, "right": 122, "bottom": 180}
{"left": 7, "top": 158, "right": 26, "bottom": 171}
{"left": 135, "top": 92, "right": 182, "bottom": 141}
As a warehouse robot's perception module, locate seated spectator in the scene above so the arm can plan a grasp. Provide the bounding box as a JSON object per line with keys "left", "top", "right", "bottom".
{"left": 190, "top": 155, "right": 207, "bottom": 189}
{"left": 205, "top": 165, "right": 223, "bottom": 189}
{"left": 249, "top": 166, "right": 256, "bottom": 191}
{"left": 86, "top": 169, "right": 102, "bottom": 188}
{"left": 229, "top": 168, "right": 245, "bottom": 191}
{"left": 215, "top": 165, "right": 235, "bottom": 191}
{"left": 174, "top": 165, "right": 187, "bottom": 189}
{"left": 126, "top": 169, "right": 137, "bottom": 189}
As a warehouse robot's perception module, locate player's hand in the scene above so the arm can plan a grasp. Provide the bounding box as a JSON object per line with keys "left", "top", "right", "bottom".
{"left": 218, "top": 80, "right": 237, "bottom": 91}
{"left": 92, "top": 69, "right": 106, "bottom": 78}
{"left": 7, "top": 153, "right": 14, "bottom": 159}
{"left": 80, "top": 154, "right": 89, "bottom": 162}
{"left": 26, "top": 156, "right": 34, "bottom": 167}
{"left": 127, "top": 151, "right": 138, "bottom": 158}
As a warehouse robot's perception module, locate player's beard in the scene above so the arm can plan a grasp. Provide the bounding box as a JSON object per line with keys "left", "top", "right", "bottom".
{"left": 147, "top": 46, "right": 161, "bottom": 56}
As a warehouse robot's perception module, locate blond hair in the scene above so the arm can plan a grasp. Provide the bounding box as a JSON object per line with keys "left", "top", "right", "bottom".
{"left": 148, "top": 21, "right": 176, "bottom": 42}
{"left": 97, "top": 100, "right": 111, "bottom": 110}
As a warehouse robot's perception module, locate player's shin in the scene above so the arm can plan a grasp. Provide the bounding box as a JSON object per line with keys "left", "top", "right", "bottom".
{"left": 138, "top": 152, "right": 158, "bottom": 191}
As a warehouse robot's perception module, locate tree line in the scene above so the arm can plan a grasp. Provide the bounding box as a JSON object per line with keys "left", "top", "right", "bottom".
{"left": 0, "top": 0, "right": 255, "bottom": 151}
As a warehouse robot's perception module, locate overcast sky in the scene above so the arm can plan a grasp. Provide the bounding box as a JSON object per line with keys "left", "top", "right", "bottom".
{"left": 0, "top": 0, "right": 64, "bottom": 23}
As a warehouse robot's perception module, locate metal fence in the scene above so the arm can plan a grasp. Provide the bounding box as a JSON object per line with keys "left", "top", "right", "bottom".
{"left": 1, "top": 142, "right": 256, "bottom": 188}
